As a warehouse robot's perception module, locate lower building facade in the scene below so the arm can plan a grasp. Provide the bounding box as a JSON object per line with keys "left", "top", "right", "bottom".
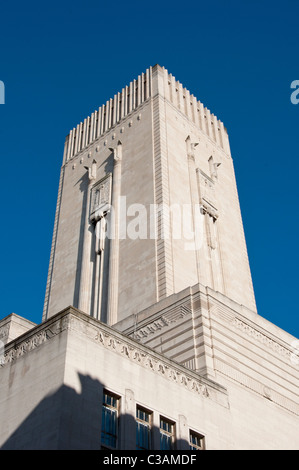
{"left": 0, "top": 284, "right": 298, "bottom": 450}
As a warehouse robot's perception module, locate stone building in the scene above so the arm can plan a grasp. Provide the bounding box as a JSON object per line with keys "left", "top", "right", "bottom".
{"left": 0, "top": 65, "right": 298, "bottom": 450}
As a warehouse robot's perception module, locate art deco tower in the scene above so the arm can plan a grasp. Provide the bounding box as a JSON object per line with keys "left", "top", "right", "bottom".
{"left": 43, "top": 64, "right": 256, "bottom": 328}
{"left": 1, "top": 65, "right": 298, "bottom": 451}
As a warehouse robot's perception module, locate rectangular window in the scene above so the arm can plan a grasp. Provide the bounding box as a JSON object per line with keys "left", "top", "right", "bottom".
{"left": 101, "top": 390, "right": 119, "bottom": 449}
{"left": 160, "top": 417, "right": 175, "bottom": 450}
{"left": 189, "top": 430, "right": 205, "bottom": 450}
{"left": 136, "top": 406, "right": 152, "bottom": 450}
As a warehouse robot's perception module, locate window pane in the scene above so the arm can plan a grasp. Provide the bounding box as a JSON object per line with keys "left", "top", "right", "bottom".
{"left": 136, "top": 407, "right": 151, "bottom": 450}
{"left": 160, "top": 418, "right": 174, "bottom": 450}
{"left": 136, "top": 422, "right": 150, "bottom": 450}
{"left": 160, "top": 432, "right": 173, "bottom": 450}
{"left": 101, "top": 391, "right": 118, "bottom": 449}
{"left": 189, "top": 431, "right": 205, "bottom": 450}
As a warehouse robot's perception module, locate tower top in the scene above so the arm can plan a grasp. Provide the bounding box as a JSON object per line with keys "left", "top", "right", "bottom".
{"left": 63, "top": 65, "right": 228, "bottom": 164}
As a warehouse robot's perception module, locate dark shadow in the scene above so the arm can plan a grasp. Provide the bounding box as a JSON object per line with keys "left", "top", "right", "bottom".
{"left": 1, "top": 373, "right": 190, "bottom": 450}
{"left": 1, "top": 373, "right": 103, "bottom": 450}
{"left": 73, "top": 153, "right": 114, "bottom": 318}
{"left": 73, "top": 171, "right": 91, "bottom": 310}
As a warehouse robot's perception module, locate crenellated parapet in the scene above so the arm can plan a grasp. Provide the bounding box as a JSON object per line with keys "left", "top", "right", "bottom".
{"left": 63, "top": 65, "right": 229, "bottom": 164}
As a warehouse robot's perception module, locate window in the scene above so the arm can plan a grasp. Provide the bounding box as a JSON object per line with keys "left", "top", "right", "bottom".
{"left": 160, "top": 417, "right": 175, "bottom": 450}
{"left": 136, "top": 406, "right": 152, "bottom": 450}
{"left": 101, "top": 390, "right": 119, "bottom": 449}
{"left": 189, "top": 430, "right": 205, "bottom": 450}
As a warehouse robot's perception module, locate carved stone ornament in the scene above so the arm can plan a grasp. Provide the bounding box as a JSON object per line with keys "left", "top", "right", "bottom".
{"left": 90, "top": 174, "right": 112, "bottom": 222}
{"left": 197, "top": 169, "right": 218, "bottom": 218}
{"left": 92, "top": 324, "right": 224, "bottom": 404}
{"left": 1, "top": 309, "right": 229, "bottom": 409}
{"left": 131, "top": 304, "right": 192, "bottom": 341}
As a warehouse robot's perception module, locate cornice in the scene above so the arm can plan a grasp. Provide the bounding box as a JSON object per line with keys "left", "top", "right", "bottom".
{"left": 1, "top": 307, "right": 229, "bottom": 409}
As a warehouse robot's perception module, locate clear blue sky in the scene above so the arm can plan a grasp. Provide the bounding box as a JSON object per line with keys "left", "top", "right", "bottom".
{"left": 0, "top": 0, "right": 298, "bottom": 338}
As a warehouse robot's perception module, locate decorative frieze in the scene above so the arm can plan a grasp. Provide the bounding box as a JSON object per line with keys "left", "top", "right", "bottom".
{"left": 0, "top": 324, "right": 10, "bottom": 342}
{"left": 232, "top": 317, "right": 293, "bottom": 360}
{"left": 132, "top": 317, "right": 168, "bottom": 341}
{"left": 1, "top": 309, "right": 228, "bottom": 408}
{"left": 90, "top": 317, "right": 226, "bottom": 406}
{"left": 212, "top": 301, "right": 294, "bottom": 361}
{"left": 129, "top": 303, "right": 192, "bottom": 341}
{"left": 2, "top": 314, "right": 69, "bottom": 365}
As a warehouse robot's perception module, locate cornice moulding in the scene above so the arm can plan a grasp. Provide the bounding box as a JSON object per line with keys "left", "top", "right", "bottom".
{"left": 1, "top": 307, "right": 229, "bottom": 409}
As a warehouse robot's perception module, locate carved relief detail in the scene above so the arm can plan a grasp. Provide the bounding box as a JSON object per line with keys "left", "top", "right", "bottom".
{"left": 232, "top": 318, "right": 292, "bottom": 359}
{"left": 213, "top": 303, "right": 293, "bottom": 360}
{"left": 132, "top": 318, "right": 168, "bottom": 340}
{"left": 196, "top": 169, "right": 218, "bottom": 222}
{"left": 2, "top": 316, "right": 70, "bottom": 366}
{"left": 90, "top": 174, "right": 112, "bottom": 221}
{"left": 0, "top": 324, "right": 10, "bottom": 341}
{"left": 1, "top": 310, "right": 227, "bottom": 406}
{"left": 131, "top": 304, "right": 192, "bottom": 341}
{"left": 90, "top": 317, "right": 215, "bottom": 401}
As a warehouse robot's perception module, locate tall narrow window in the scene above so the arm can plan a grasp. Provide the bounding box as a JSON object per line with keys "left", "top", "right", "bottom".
{"left": 160, "top": 417, "right": 175, "bottom": 450}
{"left": 136, "top": 406, "right": 152, "bottom": 450}
{"left": 189, "top": 430, "right": 205, "bottom": 450}
{"left": 101, "top": 390, "right": 119, "bottom": 449}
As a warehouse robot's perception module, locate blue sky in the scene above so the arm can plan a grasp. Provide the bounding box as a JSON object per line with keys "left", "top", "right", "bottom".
{"left": 0, "top": 0, "right": 298, "bottom": 338}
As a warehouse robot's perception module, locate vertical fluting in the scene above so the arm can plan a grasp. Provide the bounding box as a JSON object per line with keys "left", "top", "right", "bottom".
{"left": 63, "top": 65, "right": 228, "bottom": 165}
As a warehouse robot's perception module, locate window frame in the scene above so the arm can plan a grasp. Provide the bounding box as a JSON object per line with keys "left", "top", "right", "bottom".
{"left": 136, "top": 405, "right": 153, "bottom": 450}
{"left": 189, "top": 429, "right": 205, "bottom": 450}
{"left": 101, "top": 389, "right": 120, "bottom": 450}
{"left": 159, "top": 416, "right": 176, "bottom": 450}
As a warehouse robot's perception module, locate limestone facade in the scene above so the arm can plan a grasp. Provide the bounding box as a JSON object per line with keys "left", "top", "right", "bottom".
{"left": 0, "top": 65, "right": 298, "bottom": 450}
{"left": 0, "top": 305, "right": 298, "bottom": 449}
{"left": 43, "top": 64, "right": 256, "bottom": 325}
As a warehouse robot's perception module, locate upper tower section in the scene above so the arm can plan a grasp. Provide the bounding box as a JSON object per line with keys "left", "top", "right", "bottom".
{"left": 62, "top": 65, "right": 231, "bottom": 166}
{"left": 43, "top": 65, "right": 256, "bottom": 325}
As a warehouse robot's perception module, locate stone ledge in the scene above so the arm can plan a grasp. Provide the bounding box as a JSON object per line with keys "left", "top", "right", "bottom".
{"left": 0, "top": 313, "right": 36, "bottom": 346}
{"left": 1, "top": 306, "right": 229, "bottom": 409}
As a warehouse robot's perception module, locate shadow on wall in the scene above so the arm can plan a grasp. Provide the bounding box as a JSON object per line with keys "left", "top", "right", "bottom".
{"left": 1, "top": 373, "right": 190, "bottom": 450}
{"left": 73, "top": 153, "right": 113, "bottom": 322}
